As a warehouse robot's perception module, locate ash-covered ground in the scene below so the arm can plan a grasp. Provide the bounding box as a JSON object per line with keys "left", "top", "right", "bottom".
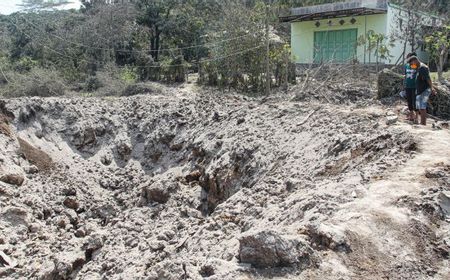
{"left": 1, "top": 83, "right": 449, "bottom": 279}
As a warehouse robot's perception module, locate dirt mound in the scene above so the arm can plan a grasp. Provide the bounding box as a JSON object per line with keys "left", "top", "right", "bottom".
{"left": 0, "top": 85, "right": 449, "bottom": 279}
{"left": 17, "top": 137, "right": 53, "bottom": 171}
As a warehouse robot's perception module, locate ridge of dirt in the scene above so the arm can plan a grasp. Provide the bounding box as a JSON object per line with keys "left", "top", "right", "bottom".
{"left": 0, "top": 85, "right": 449, "bottom": 280}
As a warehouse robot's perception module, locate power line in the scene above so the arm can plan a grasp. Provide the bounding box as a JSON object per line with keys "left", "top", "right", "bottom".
{"left": 8, "top": 16, "right": 264, "bottom": 69}
{"left": 17, "top": 13, "right": 260, "bottom": 55}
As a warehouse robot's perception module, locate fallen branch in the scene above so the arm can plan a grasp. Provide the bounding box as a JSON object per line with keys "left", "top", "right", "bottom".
{"left": 297, "top": 107, "right": 320, "bottom": 126}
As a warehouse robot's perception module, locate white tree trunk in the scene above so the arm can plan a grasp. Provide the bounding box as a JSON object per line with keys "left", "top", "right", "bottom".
{"left": 438, "top": 47, "right": 448, "bottom": 82}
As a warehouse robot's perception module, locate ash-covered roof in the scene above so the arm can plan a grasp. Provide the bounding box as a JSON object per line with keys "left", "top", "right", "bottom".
{"left": 279, "top": 0, "right": 388, "bottom": 23}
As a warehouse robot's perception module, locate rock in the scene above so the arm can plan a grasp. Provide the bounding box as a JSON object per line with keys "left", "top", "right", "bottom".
{"left": 54, "top": 250, "right": 86, "bottom": 279}
{"left": 29, "top": 222, "right": 42, "bottom": 233}
{"left": 146, "top": 187, "right": 169, "bottom": 204}
{"left": 83, "top": 234, "right": 104, "bottom": 252}
{"left": 0, "top": 251, "right": 17, "bottom": 268}
{"left": 302, "top": 223, "right": 350, "bottom": 252}
{"left": 183, "top": 207, "right": 203, "bottom": 219}
{"left": 1, "top": 207, "right": 29, "bottom": 227}
{"left": 386, "top": 115, "right": 398, "bottom": 125}
{"left": 239, "top": 230, "right": 312, "bottom": 268}
{"left": 170, "top": 142, "right": 183, "bottom": 151}
{"left": 152, "top": 260, "right": 185, "bottom": 280}
{"left": 36, "top": 260, "right": 56, "bottom": 280}
{"left": 429, "top": 84, "right": 450, "bottom": 119}
{"left": 100, "top": 154, "right": 112, "bottom": 166}
{"left": 199, "top": 264, "right": 215, "bottom": 277}
{"left": 24, "top": 165, "right": 39, "bottom": 174}
{"left": 63, "top": 209, "right": 78, "bottom": 224}
{"left": 237, "top": 118, "right": 245, "bottom": 125}
{"left": 92, "top": 203, "right": 118, "bottom": 220}
{"left": 438, "top": 192, "right": 450, "bottom": 216}
{"left": 377, "top": 69, "right": 403, "bottom": 99}
{"left": 116, "top": 140, "right": 132, "bottom": 160}
{"left": 149, "top": 240, "right": 166, "bottom": 251}
{"left": 57, "top": 217, "right": 69, "bottom": 229}
{"left": 72, "top": 127, "right": 97, "bottom": 149}
{"left": 212, "top": 112, "right": 220, "bottom": 121}
{"left": 157, "top": 230, "right": 176, "bottom": 241}
{"left": 75, "top": 228, "right": 86, "bottom": 238}
{"left": 425, "top": 168, "right": 446, "bottom": 179}
{"left": 61, "top": 187, "right": 77, "bottom": 196}
{"left": 142, "top": 181, "right": 173, "bottom": 204}
{"left": 63, "top": 197, "right": 80, "bottom": 210}
{"left": 0, "top": 174, "right": 25, "bottom": 186}
{"left": 185, "top": 170, "right": 202, "bottom": 183}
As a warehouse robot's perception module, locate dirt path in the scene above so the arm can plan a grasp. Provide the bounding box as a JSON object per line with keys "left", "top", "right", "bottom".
{"left": 329, "top": 116, "right": 450, "bottom": 279}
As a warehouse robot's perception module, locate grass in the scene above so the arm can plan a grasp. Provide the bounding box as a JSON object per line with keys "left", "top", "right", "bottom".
{"left": 430, "top": 71, "right": 450, "bottom": 82}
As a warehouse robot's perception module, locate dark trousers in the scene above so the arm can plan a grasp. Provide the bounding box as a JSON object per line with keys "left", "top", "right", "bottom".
{"left": 405, "top": 88, "right": 416, "bottom": 111}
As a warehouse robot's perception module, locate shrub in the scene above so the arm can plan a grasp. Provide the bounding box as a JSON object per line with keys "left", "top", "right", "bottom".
{"left": 89, "top": 64, "right": 127, "bottom": 96}
{"left": 121, "top": 82, "right": 159, "bottom": 97}
{"left": 0, "top": 67, "right": 66, "bottom": 97}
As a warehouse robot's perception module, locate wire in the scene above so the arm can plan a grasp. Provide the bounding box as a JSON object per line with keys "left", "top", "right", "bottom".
{"left": 8, "top": 16, "right": 264, "bottom": 69}
{"left": 18, "top": 14, "right": 260, "bottom": 54}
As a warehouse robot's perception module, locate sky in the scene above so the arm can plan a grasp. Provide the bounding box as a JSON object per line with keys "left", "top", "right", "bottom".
{"left": 0, "top": 0, "right": 82, "bottom": 15}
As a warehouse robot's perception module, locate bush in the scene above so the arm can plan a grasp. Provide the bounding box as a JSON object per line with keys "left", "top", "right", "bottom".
{"left": 83, "top": 75, "right": 103, "bottom": 92}
{"left": 0, "top": 67, "right": 66, "bottom": 97}
{"left": 88, "top": 64, "right": 127, "bottom": 96}
{"left": 121, "top": 83, "right": 157, "bottom": 96}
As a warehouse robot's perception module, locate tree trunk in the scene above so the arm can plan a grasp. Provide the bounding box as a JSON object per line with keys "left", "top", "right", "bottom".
{"left": 155, "top": 30, "right": 160, "bottom": 61}
{"left": 376, "top": 41, "right": 379, "bottom": 73}
{"left": 438, "top": 47, "right": 448, "bottom": 82}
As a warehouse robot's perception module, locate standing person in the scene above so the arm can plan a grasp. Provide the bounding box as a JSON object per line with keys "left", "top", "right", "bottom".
{"left": 404, "top": 52, "right": 418, "bottom": 123}
{"left": 407, "top": 56, "right": 436, "bottom": 126}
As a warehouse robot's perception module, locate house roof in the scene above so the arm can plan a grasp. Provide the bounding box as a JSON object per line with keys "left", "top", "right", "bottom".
{"left": 279, "top": 0, "right": 388, "bottom": 23}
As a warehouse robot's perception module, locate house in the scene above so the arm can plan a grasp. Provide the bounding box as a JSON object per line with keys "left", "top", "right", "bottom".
{"left": 279, "top": 0, "right": 443, "bottom": 65}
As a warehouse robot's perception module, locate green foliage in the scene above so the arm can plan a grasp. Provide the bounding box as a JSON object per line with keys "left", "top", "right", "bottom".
{"left": 425, "top": 26, "right": 450, "bottom": 81}
{"left": 15, "top": 56, "right": 38, "bottom": 72}
{"left": 120, "top": 66, "right": 138, "bottom": 84}
{"left": 0, "top": 67, "right": 66, "bottom": 97}
{"left": 1, "top": 0, "right": 302, "bottom": 97}
{"left": 358, "top": 30, "right": 394, "bottom": 67}
{"left": 425, "top": 26, "right": 450, "bottom": 57}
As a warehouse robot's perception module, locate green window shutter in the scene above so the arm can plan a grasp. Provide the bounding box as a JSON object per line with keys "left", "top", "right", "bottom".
{"left": 313, "top": 28, "right": 358, "bottom": 63}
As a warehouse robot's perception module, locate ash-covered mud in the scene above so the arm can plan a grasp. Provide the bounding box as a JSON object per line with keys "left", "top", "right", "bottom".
{"left": 0, "top": 86, "right": 449, "bottom": 279}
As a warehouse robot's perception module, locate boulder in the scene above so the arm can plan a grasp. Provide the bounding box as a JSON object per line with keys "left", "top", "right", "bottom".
{"left": 239, "top": 230, "right": 312, "bottom": 268}
{"left": 386, "top": 115, "right": 398, "bottom": 125}
{"left": 0, "top": 174, "right": 25, "bottom": 186}
{"left": 429, "top": 84, "right": 450, "bottom": 119}
{"left": 377, "top": 68, "right": 403, "bottom": 99}
{"left": 63, "top": 197, "right": 80, "bottom": 210}
{"left": 438, "top": 191, "right": 450, "bottom": 216}
{"left": 302, "top": 223, "right": 350, "bottom": 252}
{"left": 142, "top": 184, "right": 170, "bottom": 204}
{"left": 53, "top": 250, "right": 86, "bottom": 279}
{"left": 141, "top": 179, "right": 178, "bottom": 205}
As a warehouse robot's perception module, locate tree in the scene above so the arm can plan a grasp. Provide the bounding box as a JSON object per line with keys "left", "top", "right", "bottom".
{"left": 425, "top": 26, "right": 450, "bottom": 82}
{"left": 358, "top": 30, "right": 393, "bottom": 71}
{"left": 135, "top": 0, "right": 180, "bottom": 62}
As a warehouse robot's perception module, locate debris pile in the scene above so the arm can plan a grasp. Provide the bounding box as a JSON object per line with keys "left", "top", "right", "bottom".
{"left": 0, "top": 84, "right": 449, "bottom": 279}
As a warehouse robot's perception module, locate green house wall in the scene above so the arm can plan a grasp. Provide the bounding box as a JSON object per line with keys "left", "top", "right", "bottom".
{"left": 291, "top": 13, "right": 387, "bottom": 64}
